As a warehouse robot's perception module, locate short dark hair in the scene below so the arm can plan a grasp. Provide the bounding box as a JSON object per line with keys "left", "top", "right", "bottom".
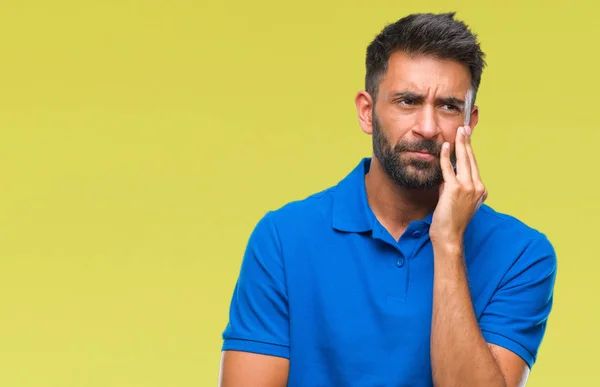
{"left": 365, "top": 12, "right": 486, "bottom": 103}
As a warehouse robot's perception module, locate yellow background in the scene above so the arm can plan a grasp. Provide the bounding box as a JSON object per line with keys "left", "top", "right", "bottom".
{"left": 0, "top": 0, "right": 597, "bottom": 385}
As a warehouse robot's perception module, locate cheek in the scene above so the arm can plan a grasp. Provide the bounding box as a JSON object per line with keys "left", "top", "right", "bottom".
{"left": 440, "top": 128, "right": 458, "bottom": 143}
{"left": 438, "top": 113, "right": 463, "bottom": 131}
{"left": 386, "top": 107, "right": 416, "bottom": 126}
{"left": 382, "top": 111, "right": 414, "bottom": 138}
{"left": 439, "top": 113, "right": 463, "bottom": 139}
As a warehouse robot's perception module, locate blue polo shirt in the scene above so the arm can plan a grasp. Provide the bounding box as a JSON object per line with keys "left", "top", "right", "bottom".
{"left": 222, "top": 158, "right": 557, "bottom": 386}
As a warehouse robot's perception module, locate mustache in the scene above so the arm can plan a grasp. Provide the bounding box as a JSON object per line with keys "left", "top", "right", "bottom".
{"left": 394, "top": 140, "right": 443, "bottom": 156}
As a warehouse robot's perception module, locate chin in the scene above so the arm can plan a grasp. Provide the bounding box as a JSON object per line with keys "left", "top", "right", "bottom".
{"left": 406, "top": 172, "right": 442, "bottom": 190}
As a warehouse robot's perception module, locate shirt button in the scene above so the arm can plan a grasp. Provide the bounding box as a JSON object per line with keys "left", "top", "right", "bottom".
{"left": 396, "top": 257, "right": 405, "bottom": 268}
{"left": 412, "top": 230, "right": 422, "bottom": 238}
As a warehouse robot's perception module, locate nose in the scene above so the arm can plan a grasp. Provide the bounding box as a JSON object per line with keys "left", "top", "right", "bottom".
{"left": 412, "top": 105, "right": 439, "bottom": 139}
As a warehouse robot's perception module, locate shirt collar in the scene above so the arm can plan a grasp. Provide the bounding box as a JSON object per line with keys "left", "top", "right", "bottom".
{"left": 332, "top": 158, "right": 433, "bottom": 233}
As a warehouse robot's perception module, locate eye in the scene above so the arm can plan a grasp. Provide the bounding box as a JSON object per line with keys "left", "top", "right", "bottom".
{"left": 398, "top": 98, "right": 415, "bottom": 106}
{"left": 441, "top": 104, "right": 459, "bottom": 111}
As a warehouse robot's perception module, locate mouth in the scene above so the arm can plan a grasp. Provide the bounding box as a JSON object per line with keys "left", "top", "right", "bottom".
{"left": 405, "top": 150, "right": 437, "bottom": 160}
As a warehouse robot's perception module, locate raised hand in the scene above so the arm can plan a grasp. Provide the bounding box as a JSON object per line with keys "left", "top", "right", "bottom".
{"left": 429, "top": 125, "right": 488, "bottom": 247}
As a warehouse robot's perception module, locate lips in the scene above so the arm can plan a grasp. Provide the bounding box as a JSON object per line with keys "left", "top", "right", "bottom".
{"left": 405, "top": 150, "right": 437, "bottom": 159}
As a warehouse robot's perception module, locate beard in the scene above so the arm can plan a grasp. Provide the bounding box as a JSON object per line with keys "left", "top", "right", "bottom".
{"left": 372, "top": 113, "right": 456, "bottom": 190}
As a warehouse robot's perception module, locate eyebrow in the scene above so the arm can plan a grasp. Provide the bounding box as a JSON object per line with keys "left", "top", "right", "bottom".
{"left": 391, "top": 91, "right": 466, "bottom": 107}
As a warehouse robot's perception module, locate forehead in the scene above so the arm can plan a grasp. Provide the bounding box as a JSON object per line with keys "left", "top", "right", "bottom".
{"left": 379, "top": 51, "right": 472, "bottom": 97}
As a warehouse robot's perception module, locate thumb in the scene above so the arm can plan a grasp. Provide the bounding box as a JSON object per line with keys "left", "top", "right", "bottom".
{"left": 439, "top": 142, "right": 457, "bottom": 183}
{"left": 438, "top": 182, "right": 445, "bottom": 199}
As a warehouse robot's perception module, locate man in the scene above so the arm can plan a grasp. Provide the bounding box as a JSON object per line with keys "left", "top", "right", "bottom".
{"left": 219, "top": 12, "right": 556, "bottom": 387}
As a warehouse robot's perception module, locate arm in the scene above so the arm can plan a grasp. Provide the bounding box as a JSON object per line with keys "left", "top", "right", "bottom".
{"left": 429, "top": 126, "right": 556, "bottom": 386}
{"left": 219, "top": 351, "right": 289, "bottom": 387}
{"left": 479, "top": 236, "right": 556, "bottom": 384}
{"left": 430, "top": 243, "right": 527, "bottom": 387}
{"left": 219, "top": 212, "right": 291, "bottom": 386}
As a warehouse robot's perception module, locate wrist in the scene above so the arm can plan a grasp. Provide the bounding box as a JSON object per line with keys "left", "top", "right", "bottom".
{"left": 432, "top": 239, "right": 463, "bottom": 259}
{"left": 432, "top": 240, "right": 467, "bottom": 280}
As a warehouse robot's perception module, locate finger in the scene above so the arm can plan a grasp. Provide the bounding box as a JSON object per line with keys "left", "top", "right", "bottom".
{"left": 464, "top": 126, "right": 487, "bottom": 201}
{"left": 464, "top": 126, "right": 481, "bottom": 182}
{"left": 454, "top": 126, "right": 472, "bottom": 182}
{"left": 475, "top": 189, "right": 488, "bottom": 211}
{"left": 439, "top": 142, "right": 457, "bottom": 183}
{"left": 475, "top": 194, "right": 484, "bottom": 211}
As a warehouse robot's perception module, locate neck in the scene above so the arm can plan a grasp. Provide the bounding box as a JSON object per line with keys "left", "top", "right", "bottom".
{"left": 365, "top": 156, "right": 439, "bottom": 240}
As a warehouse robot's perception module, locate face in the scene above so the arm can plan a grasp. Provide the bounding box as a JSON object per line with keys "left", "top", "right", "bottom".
{"left": 358, "top": 51, "right": 478, "bottom": 189}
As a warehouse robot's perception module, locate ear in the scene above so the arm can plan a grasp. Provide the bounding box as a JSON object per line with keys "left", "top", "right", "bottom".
{"left": 469, "top": 105, "right": 480, "bottom": 133}
{"left": 355, "top": 90, "right": 374, "bottom": 135}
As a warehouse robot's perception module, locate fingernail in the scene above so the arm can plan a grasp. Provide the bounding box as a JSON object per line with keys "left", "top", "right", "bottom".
{"left": 459, "top": 126, "right": 465, "bottom": 135}
{"left": 465, "top": 125, "right": 472, "bottom": 136}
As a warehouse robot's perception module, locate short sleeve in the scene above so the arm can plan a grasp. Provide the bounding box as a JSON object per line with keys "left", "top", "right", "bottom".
{"left": 479, "top": 235, "right": 557, "bottom": 368}
{"left": 221, "top": 211, "right": 290, "bottom": 358}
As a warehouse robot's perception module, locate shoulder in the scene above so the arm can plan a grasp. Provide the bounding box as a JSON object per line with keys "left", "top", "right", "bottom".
{"left": 244, "top": 184, "right": 337, "bottom": 247}
{"left": 469, "top": 204, "right": 557, "bottom": 277}
{"left": 262, "top": 185, "right": 338, "bottom": 230}
{"left": 472, "top": 204, "right": 553, "bottom": 245}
